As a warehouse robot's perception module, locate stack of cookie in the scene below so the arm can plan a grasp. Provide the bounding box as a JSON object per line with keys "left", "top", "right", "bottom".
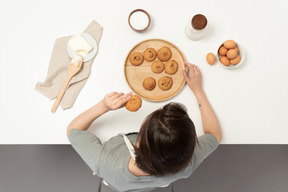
{"left": 129, "top": 46, "right": 178, "bottom": 92}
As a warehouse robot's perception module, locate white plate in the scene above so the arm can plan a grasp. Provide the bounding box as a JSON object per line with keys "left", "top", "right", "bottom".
{"left": 67, "top": 33, "right": 98, "bottom": 62}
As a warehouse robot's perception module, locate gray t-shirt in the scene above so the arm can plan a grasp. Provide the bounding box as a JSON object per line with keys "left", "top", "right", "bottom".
{"left": 68, "top": 129, "right": 218, "bottom": 192}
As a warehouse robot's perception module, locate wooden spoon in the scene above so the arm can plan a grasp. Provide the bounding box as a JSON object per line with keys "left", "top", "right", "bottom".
{"left": 51, "top": 55, "right": 83, "bottom": 113}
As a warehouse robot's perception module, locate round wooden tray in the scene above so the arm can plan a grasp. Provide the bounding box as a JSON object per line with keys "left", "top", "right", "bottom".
{"left": 124, "top": 39, "right": 186, "bottom": 102}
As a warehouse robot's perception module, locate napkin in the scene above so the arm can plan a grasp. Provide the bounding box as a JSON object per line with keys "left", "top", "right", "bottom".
{"left": 35, "top": 20, "right": 103, "bottom": 110}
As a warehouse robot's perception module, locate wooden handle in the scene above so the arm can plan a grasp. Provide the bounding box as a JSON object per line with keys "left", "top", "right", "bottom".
{"left": 51, "top": 75, "right": 73, "bottom": 113}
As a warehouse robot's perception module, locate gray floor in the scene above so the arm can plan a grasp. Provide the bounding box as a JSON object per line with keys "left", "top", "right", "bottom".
{"left": 0, "top": 145, "right": 287, "bottom": 192}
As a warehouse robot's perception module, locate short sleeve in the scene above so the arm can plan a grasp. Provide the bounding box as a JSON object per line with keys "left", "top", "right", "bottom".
{"left": 68, "top": 129, "right": 102, "bottom": 171}
{"left": 190, "top": 134, "right": 219, "bottom": 170}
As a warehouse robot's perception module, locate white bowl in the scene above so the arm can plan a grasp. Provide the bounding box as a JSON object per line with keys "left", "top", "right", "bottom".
{"left": 217, "top": 42, "right": 245, "bottom": 69}
{"left": 128, "top": 9, "right": 151, "bottom": 32}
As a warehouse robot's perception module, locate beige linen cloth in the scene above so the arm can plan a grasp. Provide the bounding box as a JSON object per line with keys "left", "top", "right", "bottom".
{"left": 35, "top": 20, "right": 103, "bottom": 110}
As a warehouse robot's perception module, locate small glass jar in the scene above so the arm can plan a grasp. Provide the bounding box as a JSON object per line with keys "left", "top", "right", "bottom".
{"left": 185, "top": 14, "right": 208, "bottom": 40}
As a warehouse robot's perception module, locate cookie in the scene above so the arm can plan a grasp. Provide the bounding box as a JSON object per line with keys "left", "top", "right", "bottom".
{"left": 157, "top": 46, "right": 172, "bottom": 62}
{"left": 165, "top": 60, "right": 179, "bottom": 75}
{"left": 144, "top": 48, "right": 157, "bottom": 62}
{"left": 151, "top": 60, "right": 164, "bottom": 74}
{"left": 125, "top": 95, "right": 142, "bottom": 112}
{"left": 158, "top": 76, "right": 173, "bottom": 91}
{"left": 143, "top": 77, "right": 156, "bottom": 91}
{"left": 129, "top": 52, "right": 144, "bottom": 66}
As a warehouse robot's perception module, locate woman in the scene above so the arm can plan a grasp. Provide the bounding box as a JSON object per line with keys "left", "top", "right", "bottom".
{"left": 67, "top": 62, "right": 222, "bottom": 192}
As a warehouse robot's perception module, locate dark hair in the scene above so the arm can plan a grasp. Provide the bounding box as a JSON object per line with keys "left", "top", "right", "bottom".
{"left": 134, "top": 102, "right": 198, "bottom": 176}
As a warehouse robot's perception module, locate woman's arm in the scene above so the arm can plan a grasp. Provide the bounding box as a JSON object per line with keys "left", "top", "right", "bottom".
{"left": 183, "top": 62, "right": 222, "bottom": 143}
{"left": 67, "top": 92, "right": 132, "bottom": 136}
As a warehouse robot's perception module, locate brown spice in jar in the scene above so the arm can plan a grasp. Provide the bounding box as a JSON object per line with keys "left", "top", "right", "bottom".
{"left": 191, "top": 14, "right": 207, "bottom": 30}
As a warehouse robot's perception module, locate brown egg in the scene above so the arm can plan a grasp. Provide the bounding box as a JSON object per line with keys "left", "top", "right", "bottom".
{"left": 220, "top": 56, "right": 230, "bottom": 66}
{"left": 233, "top": 46, "right": 239, "bottom": 53}
{"left": 227, "top": 49, "right": 238, "bottom": 59}
{"left": 230, "top": 54, "right": 241, "bottom": 65}
{"left": 224, "top": 40, "right": 236, "bottom": 49}
{"left": 218, "top": 46, "right": 228, "bottom": 56}
{"left": 206, "top": 53, "right": 216, "bottom": 65}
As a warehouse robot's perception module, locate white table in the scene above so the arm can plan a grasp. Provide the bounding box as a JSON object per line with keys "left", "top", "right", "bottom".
{"left": 1, "top": 0, "right": 288, "bottom": 144}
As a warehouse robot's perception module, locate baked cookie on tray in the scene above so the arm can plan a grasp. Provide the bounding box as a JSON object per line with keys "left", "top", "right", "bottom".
{"left": 165, "top": 60, "right": 179, "bottom": 75}
{"left": 143, "top": 48, "right": 157, "bottom": 62}
{"left": 143, "top": 77, "right": 156, "bottom": 91}
{"left": 158, "top": 76, "right": 173, "bottom": 91}
{"left": 151, "top": 60, "right": 165, "bottom": 74}
{"left": 157, "top": 46, "right": 172, "bottom": 62}
{"left": 129, "top": 52, "right": 144, "bottom": 66}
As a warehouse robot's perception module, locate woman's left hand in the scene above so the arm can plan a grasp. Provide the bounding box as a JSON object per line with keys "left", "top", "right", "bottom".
{"left": 102, "top": 92, "right": 133, "bottom": 111}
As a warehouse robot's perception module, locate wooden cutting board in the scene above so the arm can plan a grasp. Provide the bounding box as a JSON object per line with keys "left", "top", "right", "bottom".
{"left": 124, "top": 39, "right": 186, "bottom": 102}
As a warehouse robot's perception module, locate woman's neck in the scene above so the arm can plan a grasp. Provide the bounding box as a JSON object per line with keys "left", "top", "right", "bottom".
{"left": 128, "top": 157, "right": 149, "bottom": 177}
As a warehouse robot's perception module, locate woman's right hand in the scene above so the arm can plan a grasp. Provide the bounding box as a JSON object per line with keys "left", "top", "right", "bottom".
{"left": 182, "top": 62, "right": 203, "bottom": 94}
{"left": 102, "top": 92, "right": 133, "bottom": 111}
